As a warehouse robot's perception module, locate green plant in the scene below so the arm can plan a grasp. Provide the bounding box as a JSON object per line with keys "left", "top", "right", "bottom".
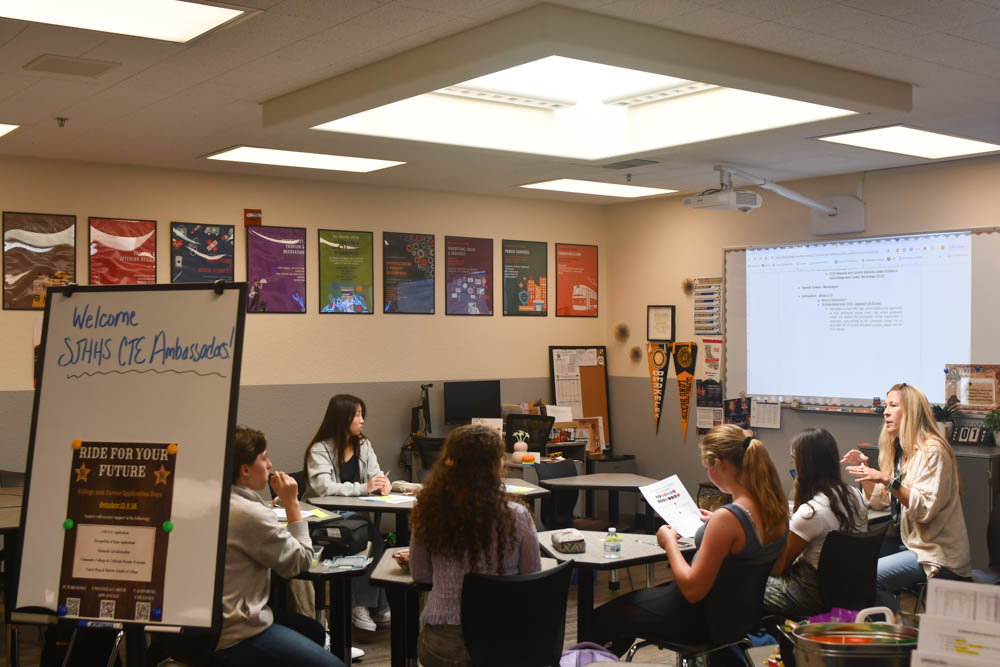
{"left": 932, "top": 403, "right": 957, "bottom": 423}
{"left": 985, "top": 408, "right": 1000, "bottom": 433}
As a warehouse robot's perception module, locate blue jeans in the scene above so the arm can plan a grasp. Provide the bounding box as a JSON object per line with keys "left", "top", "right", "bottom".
{"left": 875, "top": 545, "right": 924, "bottom": 612}
{"left": 215, "top": 613, "right": 345, "bottom": 667}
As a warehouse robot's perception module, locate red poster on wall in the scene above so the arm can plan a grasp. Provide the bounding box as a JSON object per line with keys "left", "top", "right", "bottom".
{"left": 555, "top": 243, "right": 597, "bottom": 317}
{"left": 89, "top": 217, "right": 157, "bottom": 285}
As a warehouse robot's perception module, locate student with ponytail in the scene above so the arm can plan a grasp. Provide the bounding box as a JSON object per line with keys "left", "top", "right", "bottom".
{"left": 592, "top": 424, "right": 789, "bottom": 657}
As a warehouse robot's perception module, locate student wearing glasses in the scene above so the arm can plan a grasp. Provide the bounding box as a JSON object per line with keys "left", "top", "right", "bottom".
{"left": 409, "top": 424, "right": 541, "bottom": 667}
{"left": 592, "top": 424, "right": 789, "bottom": 657}
{"left": 842, "top": 383, "right": 971, "bottom": 610}
{"left": 215, "top": 425, "right": 344, "bottom": 667}
{"left": 304, "top": 394, "right": 392, "bottom": 632}
{"left": 763, "top": 428, "right": 867, "bottom": 617}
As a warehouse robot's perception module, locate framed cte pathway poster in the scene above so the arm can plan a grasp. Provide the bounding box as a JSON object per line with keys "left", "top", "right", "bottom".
{"left": 17, "top": 283, "right": 246, "bottom": 631}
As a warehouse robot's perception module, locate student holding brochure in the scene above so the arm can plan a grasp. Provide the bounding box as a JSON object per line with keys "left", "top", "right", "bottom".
{"left": 592, "top": 424, "right": 789, "bottom": 656}
{"left": 304, "top": 394, "right": 391, "bottom": 632}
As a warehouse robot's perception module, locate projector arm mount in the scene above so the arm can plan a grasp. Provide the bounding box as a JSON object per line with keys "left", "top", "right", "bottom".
{"left": 715, "top": 164, "right": 838, "bottom": 217}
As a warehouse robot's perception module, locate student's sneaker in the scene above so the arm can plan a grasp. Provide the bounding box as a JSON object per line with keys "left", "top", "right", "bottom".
{"left": 352, "top": 605, "right": 376, "bottom": 632}
{"left": 372, "top": 607, "right": 391, "bottom": 629}
{"left": 324, "top": 632, "right": 365, "bottom": 661}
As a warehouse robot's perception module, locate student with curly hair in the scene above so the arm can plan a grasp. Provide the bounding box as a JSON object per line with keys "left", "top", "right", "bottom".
{"left": 591, "top": 424, "right": 789, "bottom": 657}
{"left": 764, "top": 428, "right": 867, "bottom": 617}
{"left": 303, "top": 394, "right": 391, "bottom": 632}
{"left": 409, "top": 424, "right": 541, "bottom": 667}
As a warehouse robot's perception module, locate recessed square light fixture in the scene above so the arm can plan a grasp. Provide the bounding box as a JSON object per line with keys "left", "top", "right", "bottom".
{"left": 816, "top": 125, "right": 1000, "bottom": 159}
{"left": 206, "top": 146, "right": 404, "bottom": 173}
{"left": 520, "top": 178, "right": 675, "bottom": 198}
{"left": 0, "top": 123, "right": 18, "bottom": 139}
{"left": 0, "top": 0, "right": 244, "bottom": 43}
{"left": 313, "top": 56, "right": 856, "bottom": 161}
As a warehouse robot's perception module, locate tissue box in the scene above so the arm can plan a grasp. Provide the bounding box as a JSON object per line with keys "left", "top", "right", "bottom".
{"left": 551, "top": 528, "right": 586, "bottom": 554}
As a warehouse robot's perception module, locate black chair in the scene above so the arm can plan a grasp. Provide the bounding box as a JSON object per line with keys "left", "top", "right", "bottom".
{"left": 972, "top": 509, "right": 1000, "bottom": 585}
{"left": 289, "top": 469, "right": 308, "bottom": 499}
{"left": 625, "top": 555, "right": 778, "bottom": 665}
{"left": 533, "top": 460, "right": 605, "bottom": 531}
{"left": 412, "top": 436, "right": 446, "bottom": 479}
{"left": 461, "top": 560, "right": 573, "bottom": 666}
{"left": 818, "top": 522, "right": 891, "bottom": 611}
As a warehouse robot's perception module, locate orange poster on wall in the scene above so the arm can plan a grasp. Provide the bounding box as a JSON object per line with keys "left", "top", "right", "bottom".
{"left": 555, "top": 243, "right": 597, "bottom": 317}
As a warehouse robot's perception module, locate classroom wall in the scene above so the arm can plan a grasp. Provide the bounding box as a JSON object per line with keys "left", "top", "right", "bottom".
{"left": 0, "top": 155, "right": 609, "bottom": 472}
{"left": 602, "top": 156, "right": 1000, "bottom": 498}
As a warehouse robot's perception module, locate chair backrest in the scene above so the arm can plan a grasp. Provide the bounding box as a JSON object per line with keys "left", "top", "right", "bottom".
{"left": 289, "top": 469, "right": 307, "bottom": 499}
{"left": 534, "top": 460, "right": 579, "bottom": 529}
{"left": 700, "top": 554, "right": 777, "bottom": 644}
{"left": 817, "top": 522, "right": 890, "bottom": 611}
{"left": 462, "top": 560, "right": 573, "bottom": 666}
{"left": 413, "top": 436, "right": 446, "bottom": 471}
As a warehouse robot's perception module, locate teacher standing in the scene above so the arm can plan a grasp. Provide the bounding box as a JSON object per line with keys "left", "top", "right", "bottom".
{"left": 842, "top": 383, "right": 971, "bottom": 610}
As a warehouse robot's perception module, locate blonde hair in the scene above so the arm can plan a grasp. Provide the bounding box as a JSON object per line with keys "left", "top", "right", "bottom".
{"left": 878, "top": 383, "right": 961, "bottom": 492}
{"left": 700, "top": 423, "right": 789, "bottom": 540}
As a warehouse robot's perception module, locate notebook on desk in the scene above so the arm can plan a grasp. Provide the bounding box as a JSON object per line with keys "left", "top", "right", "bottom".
{"left": 503, "top": 414, "right": 555, "bottom": 452}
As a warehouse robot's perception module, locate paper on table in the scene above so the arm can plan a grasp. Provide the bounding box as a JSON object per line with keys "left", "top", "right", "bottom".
{"left": 917, "top": 614, "right": 1000, "bottom": 661}
{"left": 927, "top": 578, "right": 1000, "bottom": 624}
{"left": 751, "top": 400, "right": 781, "bottom": 429}
{"left": 504, "top": 484, "right": 533, "bottom": 494}
{"left": 639, "top": 475, "right": 703, "bottom": 537}
{"left": 911, "top": 650, "right": 993, "bottom": 667}
{"left": 273, "top": 507, "right": 323, "bottom": 519}
{"left": 361, "top": 494, "right": 413, "bottom": 504}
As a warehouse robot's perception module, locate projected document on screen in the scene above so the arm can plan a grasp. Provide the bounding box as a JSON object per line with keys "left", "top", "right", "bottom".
{"left": 746, "top": 232, "right": 970, "bottom": 404}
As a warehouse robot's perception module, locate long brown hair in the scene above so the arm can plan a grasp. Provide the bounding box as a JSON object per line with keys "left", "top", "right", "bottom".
{"left": 791, "top": 428, "right": 864, "bottom": 531}
{"left": 877, "top": 383, "right": 961, "bottom": 493}
{"left": 304, "top": 394, "right": 366, "bottom": 476}
{"left": 410, "top": 424, "right": 518, "bottom": 565}
{"left": 700, "top": 423, "right": 788, "bottom": 541}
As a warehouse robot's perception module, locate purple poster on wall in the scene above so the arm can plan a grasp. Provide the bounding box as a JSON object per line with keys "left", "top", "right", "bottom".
{"left": 246, "top": 226, "right": 306, "bottom": 313}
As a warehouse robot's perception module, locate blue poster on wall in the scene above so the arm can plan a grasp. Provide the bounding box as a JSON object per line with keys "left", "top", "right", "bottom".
{"left": 170, "top": 222, "right": 234, "bottom": 284}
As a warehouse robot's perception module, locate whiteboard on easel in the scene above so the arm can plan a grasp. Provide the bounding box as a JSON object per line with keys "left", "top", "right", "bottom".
{"left": 16, "top": 283, "right": 246, "bottom": 631}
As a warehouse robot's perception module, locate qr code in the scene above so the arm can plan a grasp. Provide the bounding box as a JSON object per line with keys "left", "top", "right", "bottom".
{"left": 134, "top": 602, "right": 151, "bottom": 621}
{"left": 65, "top": 598, "right": 80, "bottom": 617}
{"left": 99, "top": 599, "right": 116, "bottom": 620}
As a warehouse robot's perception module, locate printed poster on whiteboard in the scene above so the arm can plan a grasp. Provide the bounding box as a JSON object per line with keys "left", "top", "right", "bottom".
{"left": 555, "top": 243, "right": 597, "bottom": 317}
{"left": 59, "top": 441, "right": 177, "bottom": 622}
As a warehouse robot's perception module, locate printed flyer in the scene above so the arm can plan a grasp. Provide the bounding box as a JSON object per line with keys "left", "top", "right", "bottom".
{"left": 502, "top": 240, "right": 547, "bottom": 316}
{"left": 319, "top": 230, "right": 373, "bottom": 314}
{"left": 59, "top": 441, "right": 177, "bottom": 622}
{"left": 89, "top": 218, "right": 156, "bottom": 285}
{"left": 170, "top": 223, "right": 235, "bottom": 284}
{"left": 383, "top": 232, "right": 434, "bottom": 314}
{"left": 246, "top": 226, "right": 306, "bottom": 313}
{"left": 445, "top": 236, "right": 492, "bottom": 315}
{"left": 3, "top": 212, "right": 75, "bottom": 309}
{"left": 555, "top": 243, "right": 597, "bottom": 317}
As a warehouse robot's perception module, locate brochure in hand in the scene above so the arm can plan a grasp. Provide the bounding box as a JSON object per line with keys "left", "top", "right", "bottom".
{"left": 639, "top": 475, "right": 703, "bottom": 537}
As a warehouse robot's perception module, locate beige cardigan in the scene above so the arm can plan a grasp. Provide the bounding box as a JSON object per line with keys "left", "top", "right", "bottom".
{"left": 869, "top": 439, "right": 971, "bottom": 578}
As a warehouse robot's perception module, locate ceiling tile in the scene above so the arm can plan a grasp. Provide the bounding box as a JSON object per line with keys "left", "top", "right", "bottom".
{"left": 945, "top": 15, "right": 1000, "bottom": 46}
{"left": 660, "top": 5, "right": 764, "bottom": 39}
{"left": 597, "top": 0, "right": 703, "bottom": 25}
{"left": 266, "top": 0, "right": 382, "bottom": 25}
{"left": 829, "top": 15, "right": 932, "bottom": 52}
{"left": 780, "top": 4, "right": 880, "bottom": 33}
{"left": 897, "top": 0, "right": 1000, "bottom": 32}
{"left": 704, "top": 0, "right": 827, "bottom": 22}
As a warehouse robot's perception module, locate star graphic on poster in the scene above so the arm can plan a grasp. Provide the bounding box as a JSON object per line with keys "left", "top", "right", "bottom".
{"left": 153, "top": 464, "right": 172, "bottom": 486}
{"left": 74, "top": 462, "right": 91, "bottom": 483}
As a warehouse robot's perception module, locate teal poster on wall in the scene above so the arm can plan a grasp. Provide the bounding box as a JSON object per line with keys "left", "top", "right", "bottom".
{"left": 502, "top": 239, "right": 547, "bottom": 316}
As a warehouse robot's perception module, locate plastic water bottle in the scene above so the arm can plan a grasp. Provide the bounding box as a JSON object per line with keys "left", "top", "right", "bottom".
{"left": 603, "top": 527, "right": 621, "bottom": 559}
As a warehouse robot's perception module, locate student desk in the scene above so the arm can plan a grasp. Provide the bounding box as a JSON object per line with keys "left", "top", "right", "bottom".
{"left": 537, "top": 473, "right": 658, "bottom": 530}
{"left": 1, "top": 487, "right": 23, "bottom": 667}
{"left": 309, "top": 478, "right": 548, "bottom": 545}
{"left": 371, "top": 548, "right": 559, "bottom": 667}
{"left": 538, "top": 529, "right": 697, "bottom": 643}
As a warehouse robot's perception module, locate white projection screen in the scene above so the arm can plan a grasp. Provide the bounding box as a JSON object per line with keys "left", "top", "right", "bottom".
{"left": 724, "top": 229, "right": 1000, "bottom": 405}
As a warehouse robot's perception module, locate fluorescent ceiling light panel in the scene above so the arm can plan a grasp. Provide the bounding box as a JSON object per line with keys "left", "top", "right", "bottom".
{"left": 207, "top": 147, "right": 404, "bottom": 173}
{"left": 521, "top": 179, "right": 675, "bottom": 198}
{"left": 0, "top": 123, "right": 18, "bottom": 139}
{"left": 0, "top": 0, "right": 244, "bottom": 43}
{"left": 816, "top": 125, "right": 1000, "bottom": 159}
{"left": 313, "top": 56, "right": 856, "bottom": 161}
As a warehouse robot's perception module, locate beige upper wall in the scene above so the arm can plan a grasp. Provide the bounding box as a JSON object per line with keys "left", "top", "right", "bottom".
{"left": 0, "top": 155, "right": 609, "bottom": 391}
{"left": 603, "top": 156, "right": 1000, "bottom": 378}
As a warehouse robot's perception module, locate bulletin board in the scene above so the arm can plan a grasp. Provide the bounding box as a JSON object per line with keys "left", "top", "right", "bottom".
{"left": 549, "top": 346, "right": 612, "bottom": 450}
{"left": 16, "top": 283, "right": 246, "bottom": 631}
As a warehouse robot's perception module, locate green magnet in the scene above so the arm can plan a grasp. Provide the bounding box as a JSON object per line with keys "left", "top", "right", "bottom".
{"left": 63, "top": 518, "right": 74, "bottom": 530}
{"left": 162, "top": 520, "right": 174, "bottom": 533}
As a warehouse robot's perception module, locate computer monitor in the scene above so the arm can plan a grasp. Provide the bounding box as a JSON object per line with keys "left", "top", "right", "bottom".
{"left": 503, "top": 414, "right": 555, "bottom": 453}
{"left": 443, "top": 380, "right": 502, "bottom": 425}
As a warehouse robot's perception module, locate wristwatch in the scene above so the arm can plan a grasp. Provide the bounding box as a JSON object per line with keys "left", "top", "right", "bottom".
{"left": 889, "top": 474, "right": 902, "bottom": 492}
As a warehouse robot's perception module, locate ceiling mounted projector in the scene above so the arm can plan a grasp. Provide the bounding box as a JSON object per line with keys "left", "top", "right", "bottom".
{"left": 683, "top": 189, "right": 762, "bottom": 212}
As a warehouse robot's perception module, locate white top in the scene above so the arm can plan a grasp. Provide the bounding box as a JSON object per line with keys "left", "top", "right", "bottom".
{"left": 790, "top": 487, "right": 868, "bottom": 569}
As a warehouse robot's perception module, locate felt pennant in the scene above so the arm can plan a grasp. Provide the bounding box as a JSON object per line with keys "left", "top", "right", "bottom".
{"left": 672, "top": 342, "right": 698, "bottom": 440}
{"left": 646, "top": 343, "right": 669, "bottom": 432}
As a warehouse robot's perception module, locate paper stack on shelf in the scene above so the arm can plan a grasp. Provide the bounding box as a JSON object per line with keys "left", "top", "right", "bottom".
{"left": 911, "top": 579, "right": 1000, "bottom": 665}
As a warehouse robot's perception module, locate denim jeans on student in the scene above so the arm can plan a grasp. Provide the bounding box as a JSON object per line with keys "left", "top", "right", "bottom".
{"left": 214, "top": 611, "right": 345, "bottom": 667}
{"left": 875, "top": 544, "right": 970, "bottom": 612}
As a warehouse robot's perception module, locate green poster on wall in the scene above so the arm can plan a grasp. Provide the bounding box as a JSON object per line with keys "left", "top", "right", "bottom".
{"left": 502, "top": 239, "right": 547, "bottom": 316}
{"left": 318, "top": 229, "right": 373, "bottom": 314}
